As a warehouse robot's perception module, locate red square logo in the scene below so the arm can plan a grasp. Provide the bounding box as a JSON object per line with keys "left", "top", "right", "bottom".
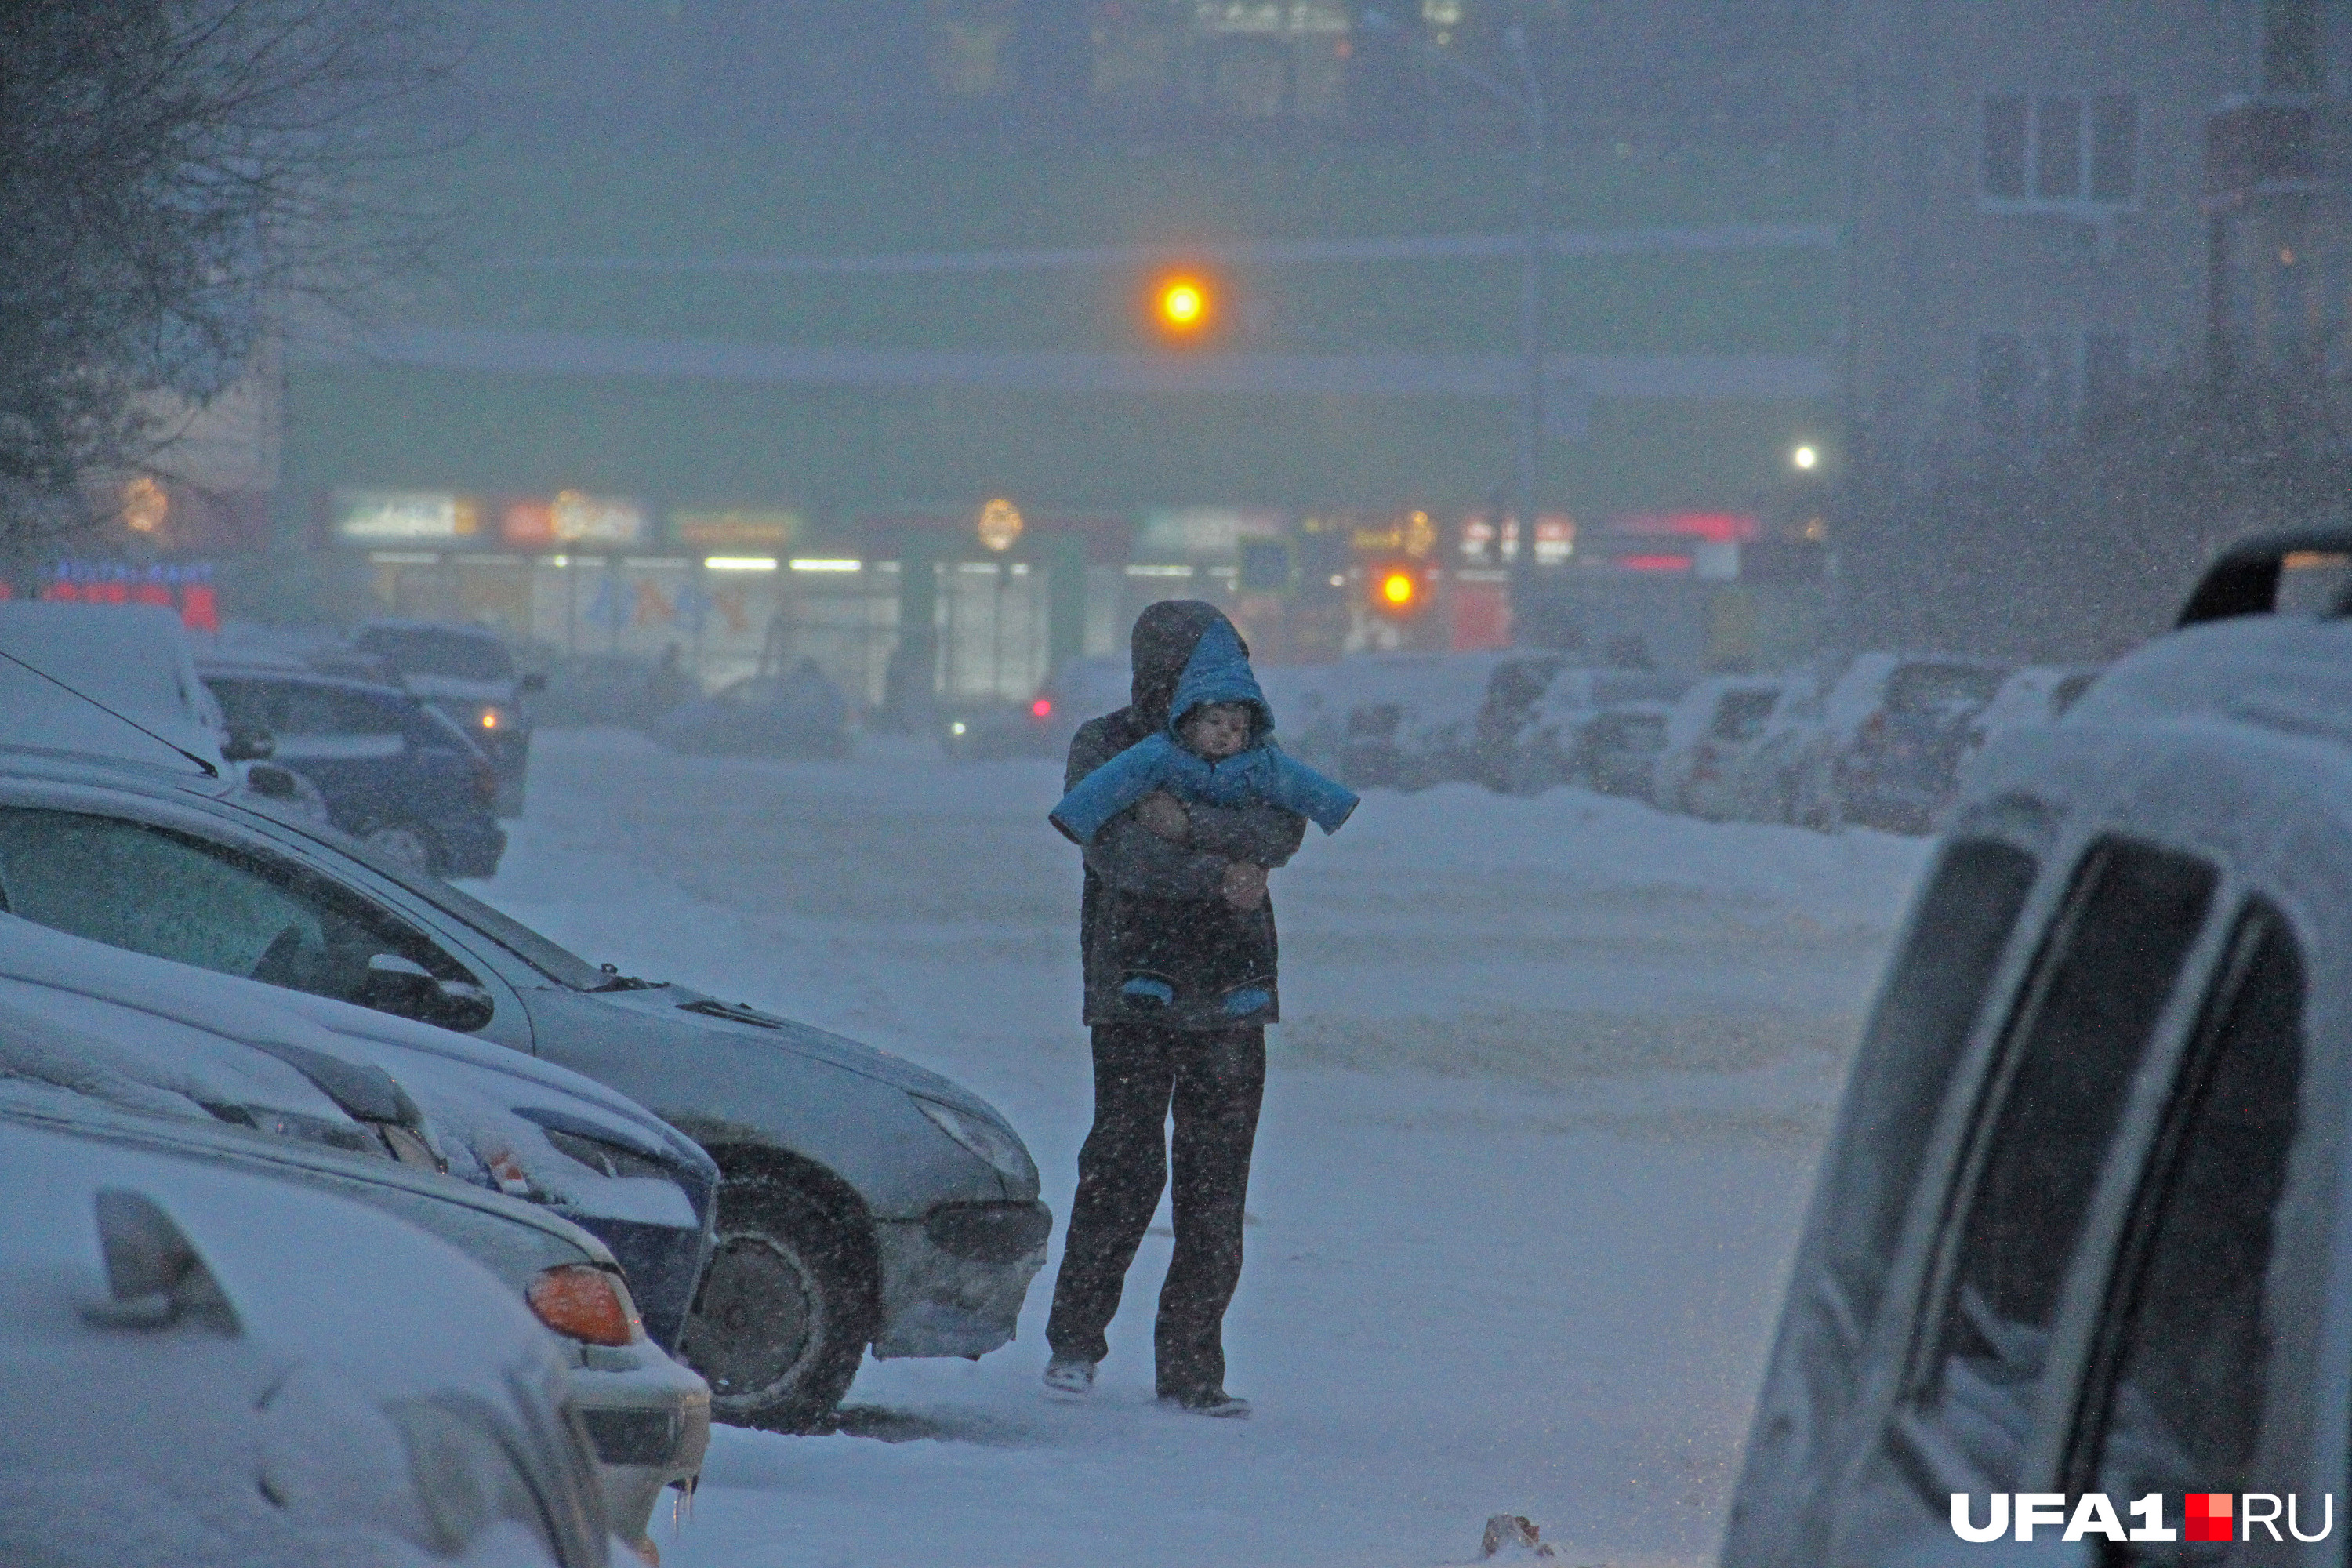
{"left": 2186, "top": 1494, "right": 2234, "bottom": 1543}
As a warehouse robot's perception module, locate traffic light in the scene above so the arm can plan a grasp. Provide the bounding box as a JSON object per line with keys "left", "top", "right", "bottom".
{"left": 1370, "top": 562, "right": 1425, "bottom": 619}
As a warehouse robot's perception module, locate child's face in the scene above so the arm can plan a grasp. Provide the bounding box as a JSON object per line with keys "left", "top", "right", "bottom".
{"left": 1180, "top": 702, "right": 1253, "bottom": 760}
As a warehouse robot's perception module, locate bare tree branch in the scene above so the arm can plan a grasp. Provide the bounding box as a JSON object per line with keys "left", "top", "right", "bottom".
{"left": 0, "top": 0, "right": 454, "bottom": 545}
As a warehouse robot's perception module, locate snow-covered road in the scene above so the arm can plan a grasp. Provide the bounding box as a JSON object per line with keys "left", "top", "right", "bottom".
{"left": 472, "top": 731, "right": 1933, "bottom": 1568}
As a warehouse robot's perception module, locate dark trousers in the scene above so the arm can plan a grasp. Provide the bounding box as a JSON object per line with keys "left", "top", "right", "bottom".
{"left": 1045, "top": 1022, "right": 1265, "bottom": 1396}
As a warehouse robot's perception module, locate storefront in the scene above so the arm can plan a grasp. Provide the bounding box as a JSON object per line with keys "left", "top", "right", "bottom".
{"left": 330, "top": 492, "right": 1131, "bottom": 707}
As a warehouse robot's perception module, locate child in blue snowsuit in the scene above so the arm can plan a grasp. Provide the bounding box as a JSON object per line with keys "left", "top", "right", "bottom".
{"left": 1050, "top": 615, "right": 1358, "bottom": 848}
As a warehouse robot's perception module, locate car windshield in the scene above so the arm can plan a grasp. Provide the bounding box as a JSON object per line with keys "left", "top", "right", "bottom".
{"left": 354, "top": 627, "right": 514, "bottom": 682}
{"left": 291, "top": 816, "right": 613, "bottom": 990}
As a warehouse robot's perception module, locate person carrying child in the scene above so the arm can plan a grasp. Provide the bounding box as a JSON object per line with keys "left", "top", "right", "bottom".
{"left": 1040, "top": 601, "right": 1356, "bottom": 1417}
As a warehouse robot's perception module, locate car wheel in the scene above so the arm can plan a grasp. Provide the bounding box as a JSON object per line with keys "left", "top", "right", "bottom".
{"left": 363, "top": 824, "right": 435, "bottom": 873}
{"left": 679, "top": 1178, "right": 872, "bottom": 1433}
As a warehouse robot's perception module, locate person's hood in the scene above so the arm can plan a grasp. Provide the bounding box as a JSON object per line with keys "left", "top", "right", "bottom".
{"left": 1163, "top": 612, "right": 1274, "bottom": 743}
{"left": 1129, "top": 600, "right": 1234, "bottom": 731}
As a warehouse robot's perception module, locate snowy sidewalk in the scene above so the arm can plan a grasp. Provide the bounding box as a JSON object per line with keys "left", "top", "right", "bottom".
{"left": 473, "top": 731, "right": 1932, "bottom": 1568}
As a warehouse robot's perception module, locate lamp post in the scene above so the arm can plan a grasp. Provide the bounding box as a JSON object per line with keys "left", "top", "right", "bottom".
{"left": 1363, "top": 12, "right": 1549, "bottom": 641}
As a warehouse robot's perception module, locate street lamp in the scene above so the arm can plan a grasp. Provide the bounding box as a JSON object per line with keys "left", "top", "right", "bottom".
{"left": 1791, "top": 444, "right": 1820, "bottom": 471}
{"left": 1361, "top": 10, "right": 1548, "bottom": 637}
{"left": 1152, "top": 274, "right": 1213, "bottom": 338}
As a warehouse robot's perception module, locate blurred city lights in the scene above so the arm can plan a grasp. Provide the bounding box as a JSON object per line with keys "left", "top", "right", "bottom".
{"left": 978, "top": 498, "right": 1025, "bottom": 551}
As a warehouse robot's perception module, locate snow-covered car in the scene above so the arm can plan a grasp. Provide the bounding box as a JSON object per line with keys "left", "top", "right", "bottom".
{"left": 1323, "top": 650, "right": 1529, "bottom": 790}
{"left": 1712, "top": 671, "right": 1832, "bottom": 825}
{"left": 202, "top": 661, "right": 508, "bottom": 877}
{"left": 648, "top": 659, "right": 852, "bottom": 758}
{"left": 0, "top": 598, "right": 329, "bottom": 822}
{"left": 0, "top": 1112, "right": 612, "bottom": 1567}
{"left": 1971, "top": 662, "right": 2101, "bottom": 745}
{"left": 0, "top": 969, "right": 710, "bottom": 1555}
{"left": 1502, "top": 670, "right": 1693, "bottom": 795}
{"left": 0, "top": 745, "right": 1048, "bottom": 1432}
{"left": 1831, "top": 655, "right": 2009, "bottom": 833}
{"left": 0, "top": 910, "right": 717, "bottom": 1352}
{"left": 1722, "top": 529, "right": 2352, "bottom": 1567}
{"left": 354, "top": 620, "right": 543, "bottom": 817}
{"left": 1653, "top": 676, "right": 1791, "bottom": 820}
{"left": 942, "top": 655, "right": 1128, "bottom": 760}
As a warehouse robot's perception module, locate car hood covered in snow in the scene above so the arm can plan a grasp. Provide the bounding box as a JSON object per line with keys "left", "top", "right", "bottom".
{"left": 0, "top": 914, "right": 715, "bottom": 1341}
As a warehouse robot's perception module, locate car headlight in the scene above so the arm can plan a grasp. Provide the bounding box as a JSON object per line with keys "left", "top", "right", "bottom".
{"left": 909, "top": 1094, "right": 1036, "bottom": 1188}
{"left": 526, "top": 1264, "right": 641, "bottom": 1348}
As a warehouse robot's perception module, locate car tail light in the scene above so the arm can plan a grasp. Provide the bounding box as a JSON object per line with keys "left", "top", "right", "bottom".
{"left": 527, "top": 1265, "right": 641, "bottom": 1347}
{"left": 1031, "top": 698, "right": 1052, "bottom": 719}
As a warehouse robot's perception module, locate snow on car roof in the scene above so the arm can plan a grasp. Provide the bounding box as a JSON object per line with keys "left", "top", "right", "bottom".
{"left": 0, "top": 1114, "right": 554, "bottom": 1396}
{"left": 0, "top": 913, "right": 705, "bottom": 1232}
{"left": 0, "top": 602, "right": 226, "bottom": 775}
{"left": 2068, "top": 612, "right": 2352, "bottom": 746}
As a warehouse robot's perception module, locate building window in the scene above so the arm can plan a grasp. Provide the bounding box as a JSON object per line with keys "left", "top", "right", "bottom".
{"left": 1981, "top": 93, "right": 2137, "bottom": 209}
{"left": 1978, "top": 330, "right": 2129, "bottom": 446}
{"left": 928, "top": 0, "right": 1025, "bottom": 98}
{"left": 1189, "top": 2, "right": 1351, "bottom": 120}
{"left": 2263, "top": 0, "right": 2325, "bottom": 95}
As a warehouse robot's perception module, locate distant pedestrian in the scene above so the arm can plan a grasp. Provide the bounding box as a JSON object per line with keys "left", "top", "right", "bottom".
{"left": 641, "top": 642, "right": 695, "bottom": 723}
{"left": 1042, "top": 601, "right": 1311, "bottom": 1418}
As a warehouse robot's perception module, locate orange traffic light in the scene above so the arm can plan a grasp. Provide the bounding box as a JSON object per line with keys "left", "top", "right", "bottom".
{"left": 1372, "top": 564, "right": 1424, "bottom": 618}
{"left": 1154, "top": 274, "right": 1210, "bottom": 336}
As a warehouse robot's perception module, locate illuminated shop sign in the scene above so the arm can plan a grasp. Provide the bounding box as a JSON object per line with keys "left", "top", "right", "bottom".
{"left": 671, "top": 509, "right": 801, "bottom": 550}
{"left": 26, "top": 561, "right": 220, "bottom": 632}
{"left": 332, "top": 491, "right": 479, "bottom": 543}
{"left": 1138, "top": 508, "right": 1283, "bottom": 557}
{"left": 501, "top": 492, "right": 648, "bottom": 550}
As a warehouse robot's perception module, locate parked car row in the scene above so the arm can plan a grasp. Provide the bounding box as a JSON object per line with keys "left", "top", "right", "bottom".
{"left": 0, "top": 604, "right": 1054, "bottom": 1565}
{"left": 1233, "top": 638, "right": 2096, "bottom": 837}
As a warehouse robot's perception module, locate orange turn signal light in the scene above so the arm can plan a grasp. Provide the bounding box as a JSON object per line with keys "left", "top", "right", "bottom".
{"left": 527, "top": 1264, "right": 640, "bottom": 1347}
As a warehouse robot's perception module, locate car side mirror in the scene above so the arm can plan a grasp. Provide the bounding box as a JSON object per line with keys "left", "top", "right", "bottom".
{"left": 223, "top": 724, "right": 277, "bottom": 763}
{"left": 361, "top": 953, "right": 496, "bottom": 1032}
{"left": 519, "top": 672, "right": 548, "bottom": 694}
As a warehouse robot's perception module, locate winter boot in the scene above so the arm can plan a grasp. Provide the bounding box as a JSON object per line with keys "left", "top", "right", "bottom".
{"left": 1158, "top": 1387, "right": 1250, "bottom": 1419}
{"left": 1042, "top": 1357, "right": 1097, "bottom": 1401}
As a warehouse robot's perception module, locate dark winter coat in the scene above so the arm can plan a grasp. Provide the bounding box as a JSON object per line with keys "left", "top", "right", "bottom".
{"left": 1071, "top": 602, "right": 1307, "bottom": 1031}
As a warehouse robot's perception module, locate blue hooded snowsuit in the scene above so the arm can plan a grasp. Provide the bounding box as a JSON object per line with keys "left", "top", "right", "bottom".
{"left": 1049, "top": 617, "right": 1358, "bottom": 846}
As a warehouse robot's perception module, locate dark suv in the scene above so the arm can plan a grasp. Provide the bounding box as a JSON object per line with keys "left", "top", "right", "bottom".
{"left": 353, "top": 621, "right": 540, "bottom": 816}
{"left": 201, "top": 663, "right": 505, "bottom": 877}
